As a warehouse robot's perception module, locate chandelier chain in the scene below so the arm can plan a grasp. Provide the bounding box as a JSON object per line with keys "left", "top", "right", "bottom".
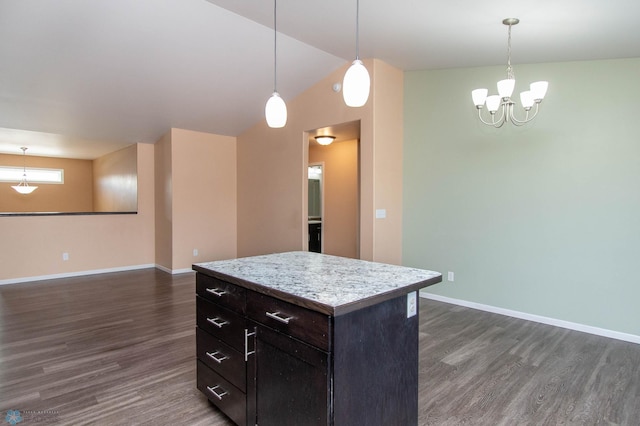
{"left": 506, "top": 23, "right": 514, "bottom": 80}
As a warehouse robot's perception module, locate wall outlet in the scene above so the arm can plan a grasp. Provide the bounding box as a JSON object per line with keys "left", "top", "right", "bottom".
{"left": 193, "top": 249, "right": 199, "bottom": 257}
{"left": 447, "top": 271, "right": 454, "bottom": 282}
{"left": 62, "top": 252, "right": 69, "bottom": 261}
{"left": 407, "top": 291, "right": 417, "bottom": 318}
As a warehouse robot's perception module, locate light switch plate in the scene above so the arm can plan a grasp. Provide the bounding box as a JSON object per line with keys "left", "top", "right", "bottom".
{"left": 375, "top": 209, "right": 386, "bottom": 219}
{"left": 407, "top": 291, "right": 417, "bottom": 318}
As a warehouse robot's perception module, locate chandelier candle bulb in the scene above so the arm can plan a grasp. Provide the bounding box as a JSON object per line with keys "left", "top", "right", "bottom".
{"left": 497, "top": 79, "right": 515, "bottom": 99}
{"left": 486, "top": 95, "right": 502, "bottom": 113}
{"left": 472, "top": 88, "right": 488, "bottom": 108}
{"left": 530, "top": 81, "right": 549, "bottom": 102}
{"left": 520, "top": 91, "right": 535, "bottom": 110}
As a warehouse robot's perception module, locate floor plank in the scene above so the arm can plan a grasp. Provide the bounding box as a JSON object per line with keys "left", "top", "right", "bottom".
{"left": 1, "top": 269, "right": 639, "bottom": 425}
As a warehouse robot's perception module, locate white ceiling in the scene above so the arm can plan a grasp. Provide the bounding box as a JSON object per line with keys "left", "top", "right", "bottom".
{"left": 0, "top": 0, "right": 638, "bottom": 158}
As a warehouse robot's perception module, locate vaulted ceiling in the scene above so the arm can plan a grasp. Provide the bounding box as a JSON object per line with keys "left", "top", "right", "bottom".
{"left": 1, "top": 0, "right": 638, "bottom": 157}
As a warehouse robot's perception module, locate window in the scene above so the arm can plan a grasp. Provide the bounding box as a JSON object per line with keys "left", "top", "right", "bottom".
{"left": 0, "top": 166, "right": 64, "bottom": 184}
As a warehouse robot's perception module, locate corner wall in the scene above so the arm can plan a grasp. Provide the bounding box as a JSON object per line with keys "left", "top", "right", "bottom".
{"left": 154, "top": 128, "right": 237, "bottom": 272}
{"left": 237, "top": 59, "right": 404, "bottom": 264}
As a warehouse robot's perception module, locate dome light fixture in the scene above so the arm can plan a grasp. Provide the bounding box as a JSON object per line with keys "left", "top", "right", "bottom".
{"left": 265, "top": 0, "right": 287, "bottom": 128}
{"left": 314, "top": 136, "right": 336, "bottom": 146}
{"left": 471, "top": 18, "right": 549, "bottom": 127}
{"left": 342, "top": 0, "right": 370, "bottom": 107}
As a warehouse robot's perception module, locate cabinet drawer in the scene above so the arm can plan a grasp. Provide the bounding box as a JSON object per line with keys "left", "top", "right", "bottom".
{"left": 247, "top": 291, "right": 331, "bottom": 351}
{"left": 197, "top": 328, "right": 246, "bottom": 392}
{"left": 197, "top": 360, "right": 246, "bottom": 426}
{"left": 197, "top": 274, "right": 246, "bottom": 314}
{"left": 197, "top": 296, "right": 246, "bottom": 351}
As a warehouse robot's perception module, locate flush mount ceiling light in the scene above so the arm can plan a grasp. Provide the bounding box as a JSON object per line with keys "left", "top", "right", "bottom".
{"left": 471, "top": 18, "right": 549, "bottom": 128}
{"left": 11, "top": 147, "right": 38, "bottom": 194}
{"left": 315, "top": 136, "right": 336, "bottom": 146}
{"left": 342, "top": 0, "right": 370, "bottom": 107}
{"left": 265, "top": 0, "right": 287, "bottom": 128}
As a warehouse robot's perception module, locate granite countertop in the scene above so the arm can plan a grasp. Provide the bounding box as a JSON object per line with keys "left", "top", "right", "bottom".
{"left": 193, "top": 251, "right": 442, "bottom": 315}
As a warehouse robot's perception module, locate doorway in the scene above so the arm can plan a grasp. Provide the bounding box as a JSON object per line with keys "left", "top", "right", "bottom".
{"left": 308, "top": 164, "right": 323, "bottom": 253}
{"left": 306, "top": 120, "right": 360, "bottom": 259}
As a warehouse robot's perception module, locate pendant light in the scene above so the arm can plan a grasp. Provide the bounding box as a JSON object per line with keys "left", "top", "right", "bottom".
{"left": 265, "top": 0, "right": 287, "bottom": 128}
{"left": 343, "top": 0, "right": 370, "bottom": 107}
{"left": 11, "top": 147, "right": 38, "bottom": 194}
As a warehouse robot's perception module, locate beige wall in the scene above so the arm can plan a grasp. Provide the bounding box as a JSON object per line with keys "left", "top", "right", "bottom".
{"left": 154, "top": 131, "right": 173, "bottom": 270}
{"left": 371, "top": 60, "right": 404, "bottom": 265}
{"left": 0, "top": 143, "right": 156, "bottom": 282}
{"left": 309, "top": 139, "right": 359, "bottom": 258}
{"left": 0, "top": 154, "right": 93, "bottom": 213}
{"left": 237, "top": 59, "right": 403, "bottom": 264}
{"left": 155, "top": 128, "right": 237, "bottom": 272}
{"left": 171, "top": 128, "right": 237, "bottom": 270}
{"left": 93, "top": 144, "right": 137, "bottom": 212}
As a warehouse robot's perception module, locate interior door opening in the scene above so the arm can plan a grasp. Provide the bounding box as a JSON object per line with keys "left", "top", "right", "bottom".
{"left": 306, "top": 120, "right": 360, "bottom": 259}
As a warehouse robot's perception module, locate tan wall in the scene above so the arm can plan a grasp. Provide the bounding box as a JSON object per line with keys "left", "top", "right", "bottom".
{"left": 309, "top": 139, "right": 358, "bottom": 258}
{"left": 237, "top": 59, "right": 403, "bottom": 264}
{"left": 0, "top": 143, "right": 156, "bottom": 282}
{"left": 372, "top": 60, "right": 404, "bottom": 265}
{"left": 154, "top": 131, "right": 173, "bottom": 271}
{"left": 93, "top": 144, "right": 137, "bottom": 212}
{"left": 0, "top": 154, "right": 93, "bottom": 213}
{"left": 171, "top": 128, "right": 237, "bottom": 270}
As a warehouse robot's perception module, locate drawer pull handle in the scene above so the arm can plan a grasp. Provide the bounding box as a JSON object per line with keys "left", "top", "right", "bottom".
{"left": 265, "top": 311, "right": 293, "bottom": 324}
{"left": 207, "top": 317, "right": 229, "bottom": 328}
{"left": 206, "top": 385, "right": 228, "bottom": 400}
{"left": 206, "top": 287, "right": 227, "bottom": 297}
{"left": 206, "top": 351, "right": 229, "bottom": 364}
{"left": 245, "top": 328, "right": 256, "bottom": 361}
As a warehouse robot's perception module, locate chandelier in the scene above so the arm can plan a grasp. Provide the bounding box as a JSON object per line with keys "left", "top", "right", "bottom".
{"left": 471, "top": 18, "right": 548, "bottom": 127}
{"left": 11, "top": 147, "right": 38, "bottom": 194}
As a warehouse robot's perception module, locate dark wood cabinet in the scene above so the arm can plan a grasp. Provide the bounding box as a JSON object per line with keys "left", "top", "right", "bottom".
{"left": 194, "top": 252, "right": 442, "bottom": 426}
{"left": 252, "top": 323, "right": 330, "bottom": 426}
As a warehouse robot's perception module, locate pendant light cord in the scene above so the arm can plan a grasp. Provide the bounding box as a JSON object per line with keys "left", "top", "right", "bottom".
{"left": 355, "top": 0, "right": 360, "bottom": 60}
{"left": 273, "top": 0, "right": 278, "bottom": 92}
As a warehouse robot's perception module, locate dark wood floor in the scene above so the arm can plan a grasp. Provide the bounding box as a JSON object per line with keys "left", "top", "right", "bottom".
{"left": 1, "top": 269, "right": 638, "bottom": 425}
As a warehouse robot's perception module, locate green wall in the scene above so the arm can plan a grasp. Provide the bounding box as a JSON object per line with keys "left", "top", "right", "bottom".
{"left": 403, "top": 58, "right": 640, "bottom": 336}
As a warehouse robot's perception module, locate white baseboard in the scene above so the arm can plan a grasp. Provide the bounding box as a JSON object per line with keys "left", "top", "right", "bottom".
{"left": 420, "top": 292, "right": 640, "bottom": 345}
{"left": 0, "top": 264, "right": 156, "bottom": 286}
{"left": 154, "top": 264, "right": 194, "bottom": 275}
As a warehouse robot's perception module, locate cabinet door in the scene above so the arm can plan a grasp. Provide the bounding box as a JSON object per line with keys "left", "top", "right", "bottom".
{"left": 250, "top": 324, "right": 330, "bottom": 426}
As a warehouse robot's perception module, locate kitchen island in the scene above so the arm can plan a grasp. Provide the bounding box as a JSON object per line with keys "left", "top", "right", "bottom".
{"left": 193, "top": 251, "right": 441, "bottom": 426}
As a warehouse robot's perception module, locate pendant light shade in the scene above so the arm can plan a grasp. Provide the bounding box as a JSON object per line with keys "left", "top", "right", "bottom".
{"left": 265, "top": 92, "right": 287, "bottom": 128}
{"left": 265, "top": 0, "right": 287, "bottom": 128}
{"left": 343, "top": 0, "right": 369, "bottom": 107}
{"left": 343, "top": 59, "right": 370, "bottom": 107}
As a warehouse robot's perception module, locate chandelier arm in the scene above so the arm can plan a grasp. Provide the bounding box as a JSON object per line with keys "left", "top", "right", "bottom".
{"left": 509, "top": 103, "right": 540, "bottom": 125}
{"left": 477, "top": 108, "right": 506, "bottom": 128}
{"left": 493, "top": 103, "right": 508, "bottom": 128}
